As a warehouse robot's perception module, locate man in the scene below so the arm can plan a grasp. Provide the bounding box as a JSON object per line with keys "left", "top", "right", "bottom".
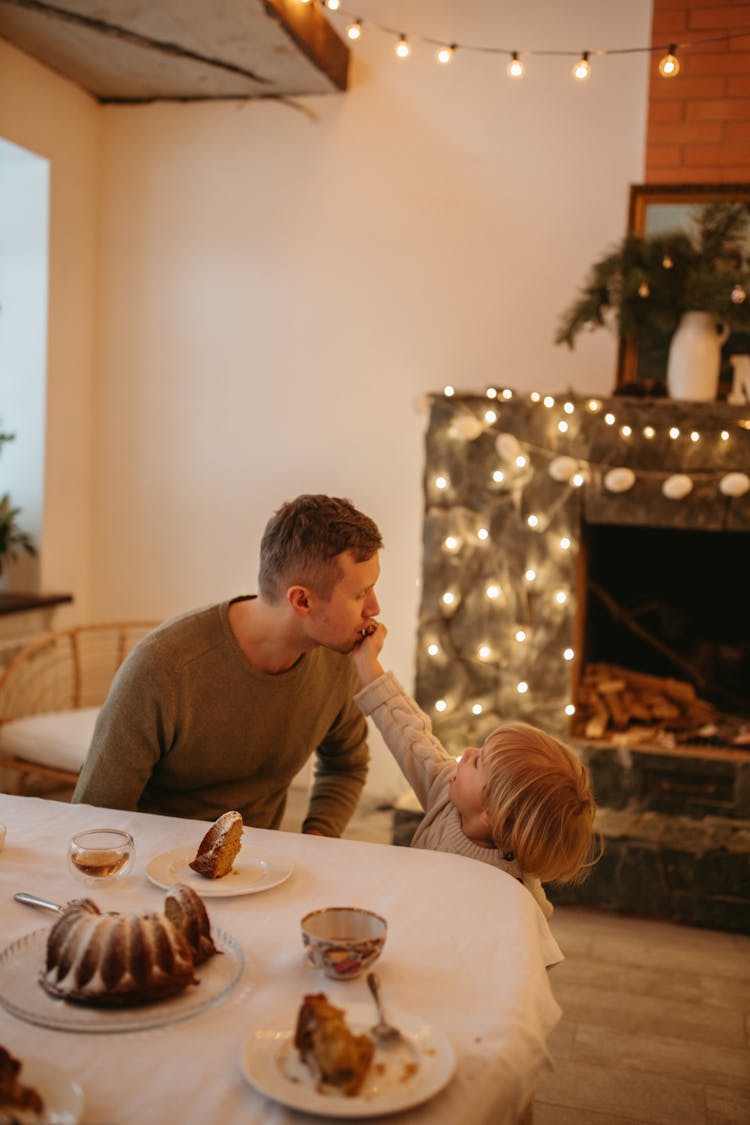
{"left": 72, "top": 494, "right": 383, "bottom": 836}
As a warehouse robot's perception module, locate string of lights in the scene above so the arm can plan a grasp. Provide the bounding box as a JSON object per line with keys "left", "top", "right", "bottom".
{"left": 415, "top": 390, "right": 750, "bottom": 743}
{"left": 300, "top": 0, "right": 750, "bottom": 82}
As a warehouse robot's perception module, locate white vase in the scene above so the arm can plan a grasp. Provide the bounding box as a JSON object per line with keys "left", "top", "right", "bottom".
{"left": 666, "top": 311, "right": 730, "bottom": 401}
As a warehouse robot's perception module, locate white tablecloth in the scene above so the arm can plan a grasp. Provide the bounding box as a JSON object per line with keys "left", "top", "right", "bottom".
{"left": 0, "top": 795, "right": 562, "bottom": 1125}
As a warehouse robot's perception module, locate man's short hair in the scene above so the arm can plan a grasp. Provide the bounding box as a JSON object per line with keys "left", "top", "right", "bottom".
{"left": 258, "top": 494, "right": 383, "bottom": 603}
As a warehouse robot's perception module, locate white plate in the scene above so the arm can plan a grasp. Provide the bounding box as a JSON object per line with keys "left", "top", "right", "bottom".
{"left": 146, "top": 843, "right": 294, "bottom": 897}
{"left": 241, "top": 1001, "right": 455, "bottom": 1118}
{"left": 0, "top": 927, "right": 245, "bottom": 1034}
{"left": 6, "top": 1057, "right": 84, "bottom": 1124}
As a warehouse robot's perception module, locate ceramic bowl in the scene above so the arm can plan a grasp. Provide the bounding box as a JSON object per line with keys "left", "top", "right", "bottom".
{"left": 301, "top": 906, "right": 387, "bottom": 980}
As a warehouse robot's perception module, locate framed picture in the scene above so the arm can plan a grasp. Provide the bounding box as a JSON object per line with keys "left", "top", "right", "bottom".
{"left": 616, "top": 183, "right": 750, "bottom": 397}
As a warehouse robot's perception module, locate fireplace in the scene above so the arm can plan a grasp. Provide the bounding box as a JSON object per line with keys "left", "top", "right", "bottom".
{"left": 574, "top": 521, "right": 750, "bottom": 743}
{"left": 410, "top": 391, "right": 750, "bottom": 932}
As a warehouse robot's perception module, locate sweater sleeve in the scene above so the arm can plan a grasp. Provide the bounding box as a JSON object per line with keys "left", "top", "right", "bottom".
{"left": 72, "top": 643, "right": 173, "bottom": 812}
{"left": 303, "top": 666, "right": 370, "bottom": 838}
{"left": 354, "top": 671, "right": 454, "bottom": 811}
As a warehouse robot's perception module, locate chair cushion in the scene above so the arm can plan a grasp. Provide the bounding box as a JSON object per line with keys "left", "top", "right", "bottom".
{"left": 0, "top": 707, "right": 99, "bottom": 773}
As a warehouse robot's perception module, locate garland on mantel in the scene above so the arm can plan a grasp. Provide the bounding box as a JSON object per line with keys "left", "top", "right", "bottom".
{"left": 431, "top": 387, "right": 750, "bottom": 502}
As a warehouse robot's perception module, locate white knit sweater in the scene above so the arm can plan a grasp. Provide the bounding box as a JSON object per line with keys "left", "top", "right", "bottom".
{"left": 354, "top": 671, "right": 552, "bottom": 919}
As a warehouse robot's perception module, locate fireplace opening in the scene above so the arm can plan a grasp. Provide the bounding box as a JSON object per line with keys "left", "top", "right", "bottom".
{"left": 573, "top": 523, "right": 750, "bottom": 747}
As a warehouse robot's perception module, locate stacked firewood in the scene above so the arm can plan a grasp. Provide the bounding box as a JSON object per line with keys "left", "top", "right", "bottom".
{"left": 573, "top": 663, "right": 715, "bottom": 743}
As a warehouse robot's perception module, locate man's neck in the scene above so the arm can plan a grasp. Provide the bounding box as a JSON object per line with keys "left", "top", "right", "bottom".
{"left": 228, "top": 597, "right": 311, "bottom": 674}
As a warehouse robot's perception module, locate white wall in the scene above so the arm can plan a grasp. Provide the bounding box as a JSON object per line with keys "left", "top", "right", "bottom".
{"left": 0, "top": 137, "right": 48, "bottom": 590}
{"left": 0, "top": 42, "right": 99, "bottom": 615}
{"left": 2, "top": 1, "right": 652, "bottom": 800}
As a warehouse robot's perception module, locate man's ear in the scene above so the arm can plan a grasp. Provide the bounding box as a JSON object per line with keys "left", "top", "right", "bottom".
{"left": 288, "top": 586, "right": 311, "bottom": 617}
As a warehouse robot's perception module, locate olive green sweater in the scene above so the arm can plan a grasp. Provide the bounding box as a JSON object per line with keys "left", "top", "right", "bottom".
{"left": 72, "top": 599, "right": 369, "bottom": 835}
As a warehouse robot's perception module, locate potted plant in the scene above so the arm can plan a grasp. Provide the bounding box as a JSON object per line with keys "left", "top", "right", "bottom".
{"left": 0, "top": 430, "right": 37, "bottom": 576}
{"left": 0, "top": 493, "right": 37, "bottom": 576}
{"left": 555, "top": 202, "right": 750, "bottom": 400}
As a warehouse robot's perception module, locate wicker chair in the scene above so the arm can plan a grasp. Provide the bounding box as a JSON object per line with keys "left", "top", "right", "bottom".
{"left": 0, "top": 621, "right": 157, "bottom": 794}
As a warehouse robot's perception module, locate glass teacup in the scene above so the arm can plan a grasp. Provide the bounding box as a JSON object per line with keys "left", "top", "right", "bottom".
{"left": 67, "top": 828, "right": 135, "bottom": 884}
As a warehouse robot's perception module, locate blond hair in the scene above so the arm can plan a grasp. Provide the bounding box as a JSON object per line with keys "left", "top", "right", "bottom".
{"left": 481, "top": 722, "right": 597, "bottom": 884}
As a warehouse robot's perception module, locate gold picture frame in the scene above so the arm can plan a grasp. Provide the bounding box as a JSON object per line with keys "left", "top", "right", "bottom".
{"left": 616, "top": 183, "right": 750, "bottom": 396}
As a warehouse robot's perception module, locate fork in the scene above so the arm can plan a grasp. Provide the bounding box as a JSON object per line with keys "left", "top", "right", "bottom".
{"left": 366, "top": 971, "right": 405, "bottom": 1044}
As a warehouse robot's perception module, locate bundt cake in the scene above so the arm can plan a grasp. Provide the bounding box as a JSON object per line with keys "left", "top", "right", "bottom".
{"left": 189, "top": 810, "right": 243, "bottom": 879}
{"left": 294, "top": 992, "right": 375, "bottom": 1096}
{"left": 40, "top": 883, "right": 217, "bottom": 1006}
{"left": 0, "top": 1044, "right": 44, "bottom": 1117}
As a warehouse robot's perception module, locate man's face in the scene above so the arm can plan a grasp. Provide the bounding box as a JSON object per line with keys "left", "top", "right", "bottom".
{"left": 306, "top": 550, "right": 381, "bottom": 654}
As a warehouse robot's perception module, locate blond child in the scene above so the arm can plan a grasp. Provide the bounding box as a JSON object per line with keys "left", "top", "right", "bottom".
{"left": 352, "top": 623, "right": 597, "bottom": 919}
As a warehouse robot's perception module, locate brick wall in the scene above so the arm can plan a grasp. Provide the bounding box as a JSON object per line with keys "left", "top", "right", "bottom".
{"left": 646, "top": 0, "right": 750, "bottom": 181}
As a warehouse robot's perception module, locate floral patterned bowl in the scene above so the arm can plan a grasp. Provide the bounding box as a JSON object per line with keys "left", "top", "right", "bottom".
{"left": 301, "top": 906, "right": 387, "bottom": 980}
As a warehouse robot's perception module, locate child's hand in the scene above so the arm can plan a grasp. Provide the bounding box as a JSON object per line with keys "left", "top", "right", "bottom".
{"left": 352, "top": 621, "right": 387, "bottom": 684}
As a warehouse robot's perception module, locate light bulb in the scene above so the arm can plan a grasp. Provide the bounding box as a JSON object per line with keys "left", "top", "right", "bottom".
{"left": 669, "top": 426, "right": 680, "bottom": 440}
{"left": 643, "top": 426, "right": 655, "bottom": 439}
{"left": 620, "top": 425, "right": 632, "bottom": 437}
{"left": 477, "top": 527, "right": 489, "bottom": 541}
{"left": 501, "top": 388, "right": 513, "bottom": 400}
{"left": 485, "top": 409, "right": 497, "bottom": 423}
{"left": 565, "top": 703, "right": 576, "bottom": 716}
{"left": 442, "top": 591, "right": 455, "bottom": 606}
{"left": 507, "top": 52, "right": 525, "bottom": 78}
{"left": 604, "top": 412, "right": 616, "bottom": 425}
{"left": 524, "top": 568, "right": 536, "bottom": 583}
{"left": 559, "top": 536, "right": 572, "bottom": 550}
{"left": 558, "top": 420, "right": 569, "bottom": 433}
{"left": 435, "top": 475, "right": 448, "bottom": 489}
{"left": 435, "top": 699, "right": 447, "bottom": 712}
{"left": 443, "top": 535, "right": 459, "bottom": 551}
{"left": 573, "top": 52, "right": 591, "bottom": 80}
{"left": 443, "top": 384, "right": 455, "bottom": 397}
{"left": 563, "top": 648, "right": 575, "bottom": 661}
{"left": 555, "top": 590, "right": 568, "bottom": 605}
{"left": 472, "top": 703, "right": 483, "bottom": 715}
{"left": 515, "top": 630, "right": 527, "bottom": 643}
{"left": 436, "top": 45, "right": 454, "bottom": 64}
{"left": 486, "top": 386, "right": 498, "bottom": 399}
{"left": 721, "top": 430, "right": 730, "bottom": 441}
{"left": 326, "top": 0, "right": 340, "bottom": 10}
{"left": 346, "top": 21, "right": 361, "bottom": 40}
{"left": 492, "top": 469, "right": 505, "bottom": 483}
{"left": 395, "top": 36, "right": 410, "bottom": 59}
{"left": 517, "top": 681, "right": 529, "bottom": 694}
{"left": 427, "top": 643, "right": 439, "bottom": 656}
{"left": 478, "top": 644, "right": 491, "bottom": 661}
{"left": 563, "top": 402, "right": 575, "bottom": 414}
{"left": 485, "top": 583, "right": 501, "bottom": 600}
{"left": 658, "top": 46, "right": 680, "bottom": 77}
{"left": 543, "top": 395, "right": 555, "bottom": 408}
{"left": 690, "top": 430, "right": 700, "bottom": 443}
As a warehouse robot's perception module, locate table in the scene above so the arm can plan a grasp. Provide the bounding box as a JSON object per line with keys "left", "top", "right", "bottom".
{"left": 0, "top": 795, "right": 563, "bottom": 1125}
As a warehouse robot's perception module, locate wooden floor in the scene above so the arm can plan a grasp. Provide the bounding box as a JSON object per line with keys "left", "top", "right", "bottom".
{"left": 536, "top": 905, "right": 750, "bottom": 1125}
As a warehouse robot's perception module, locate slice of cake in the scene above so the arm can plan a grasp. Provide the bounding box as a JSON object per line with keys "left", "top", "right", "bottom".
{"left": 0, "top": 1045, "right": 44, "bottom": 1118}
{"left": 294, "top": 992, "right": 375, "bottom": 1096}
{"left": 189, "top": 811, "right": 244, "bottom": 879}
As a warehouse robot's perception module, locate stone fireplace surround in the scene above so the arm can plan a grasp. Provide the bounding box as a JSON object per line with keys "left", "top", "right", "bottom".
{"left": 401, "top": 392, "right": 750, "bottom": 932}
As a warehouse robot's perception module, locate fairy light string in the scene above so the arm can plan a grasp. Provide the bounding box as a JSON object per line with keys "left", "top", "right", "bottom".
{"left": 414, "top": 389, "right": 750, "bottom": 747}
{"left": 313, "top": 1, "right": 750, "bottom": 80}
